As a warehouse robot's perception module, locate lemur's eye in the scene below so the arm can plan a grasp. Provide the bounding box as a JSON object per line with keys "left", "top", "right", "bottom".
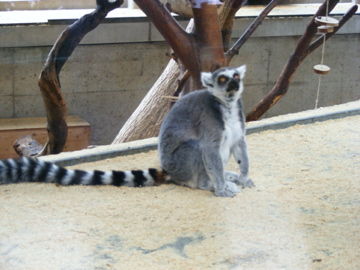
{"left": 218, "top": 75, "right": 228, "bottom": 85}
{"left": 233, "top": 73, "right": 240, "bottom": 80}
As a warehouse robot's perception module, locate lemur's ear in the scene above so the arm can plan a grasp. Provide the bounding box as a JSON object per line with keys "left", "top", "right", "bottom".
{"left": 201, "top": 72, "right": 214, "bottom": 88}
{"left": 236, "top": 65, "right": 247, "bottom": 79}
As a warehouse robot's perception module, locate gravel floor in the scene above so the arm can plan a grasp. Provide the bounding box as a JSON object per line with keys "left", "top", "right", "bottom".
{"left": 1, "top": 114, "right": 359, "bottom": 270}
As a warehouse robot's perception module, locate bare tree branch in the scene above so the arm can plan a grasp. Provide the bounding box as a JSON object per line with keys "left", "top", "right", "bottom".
{"left": 225, "top": 0, "right": 280, "bottom": 62}
{"left": 246, "top": 0, "right": 344, "bottom": 122}
{"left": 134, "top": 0, "right": 200, "bottom": 79}
{"left": 37, "top": 0, "right": 122, "bottom": 155}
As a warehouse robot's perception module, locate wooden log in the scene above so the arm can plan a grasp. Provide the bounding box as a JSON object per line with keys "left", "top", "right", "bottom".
{"left": 315, "top": 16, "right": 339, "bottom": 27}
{"left": 313, "top": 64, "right": 331, "bottom": 75}
{"left": 112, "top": 59, "right": 181, "bottom": 143}
{"left": 317, "top": 25, "right": 334, "bottom": 33}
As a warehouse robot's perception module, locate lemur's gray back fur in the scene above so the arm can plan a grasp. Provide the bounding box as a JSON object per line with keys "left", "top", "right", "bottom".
{"left": 0, "top": 65, "right": 253, "bottom": 197}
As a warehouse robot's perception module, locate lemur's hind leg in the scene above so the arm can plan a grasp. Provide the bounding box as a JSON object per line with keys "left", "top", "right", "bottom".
{"left": 162, "top": 140, "right": 204, "bottom": 189}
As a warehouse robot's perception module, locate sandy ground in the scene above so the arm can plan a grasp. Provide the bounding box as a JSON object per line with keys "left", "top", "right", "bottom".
{"left": 0, "top": 115, "right": 359, "bottom": 270}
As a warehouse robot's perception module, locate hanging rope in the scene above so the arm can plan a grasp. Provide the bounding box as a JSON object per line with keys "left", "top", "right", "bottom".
{"left": 314, "top": 0, "right": 330, "bottom": 109}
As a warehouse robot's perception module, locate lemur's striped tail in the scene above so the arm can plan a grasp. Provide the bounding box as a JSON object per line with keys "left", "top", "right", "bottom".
{"left": 0, "top": 157, "right": 167, "bottom": 187}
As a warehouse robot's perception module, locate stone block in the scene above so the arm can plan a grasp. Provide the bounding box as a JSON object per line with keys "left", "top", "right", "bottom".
{"left": 242, "top": 83, "right": 270, "bottom": 114}
{"left": 82, "top": 90, "right": 148, "bottom": 144}
{"left": 13, "top": 47, "right": 47, "bottom": 96}
{"left": 64, "top": 92, "right": 90, "bottom": 117}
{"left": 232, "top": 38, "right": 270, "bottom": 85}
{"left": 150, "top": 19, "right": 189, "bottom": 42}
{"left": 82, "top": 22, "right": 149, "bottom": 44}
{"left": 0, "top": 96, "right": 14, "bottom": 118}
{"left": 0, "top": 48, "right": 14, "bottom": 96}
{"left": 0, "top": 25, "right": 67, "bottom": 48}
{"left": 14, "top": 95, "right": 45, "bottom": 117}
{"left": 341, "top": 80, "right": 360, "bottom": 104}
{"left": 61, "top": 44, "right": 167, "bottom": 94}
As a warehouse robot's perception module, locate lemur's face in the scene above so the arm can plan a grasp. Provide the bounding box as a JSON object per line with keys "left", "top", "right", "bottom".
{"left": 201, "top": 65, "right": 246, "bottom": 103}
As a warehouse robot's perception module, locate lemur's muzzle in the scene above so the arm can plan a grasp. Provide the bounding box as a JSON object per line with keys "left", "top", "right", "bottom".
{"left": 226, "top": 79, "right": 239, "bottom": 92}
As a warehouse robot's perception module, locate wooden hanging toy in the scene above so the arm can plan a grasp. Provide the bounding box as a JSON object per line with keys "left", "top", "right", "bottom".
{"left": 315, "top": 16, "right": 339, "bottom": 27}
{"left": 313, "top": 0, "right": 339, "bottom": 108}
{"left": 312, "top": 9, "right": 339, "bottom": 75}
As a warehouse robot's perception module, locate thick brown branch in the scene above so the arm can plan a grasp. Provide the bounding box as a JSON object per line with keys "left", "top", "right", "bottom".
{"left": 190, "top": 3, "right": 226, "bottom": 88}
{"left": 38, "top": 0, "right": 122, "bottom": 155}
{"left": 174, "top": 0, "right": 253, "bottom": 95}
{"left": 134, "top": 0, "right": 199, "bottom": 78}
{"left": 246, "top": 0, "right": 340, "bottom": 122}
{"left": 225, "top": 0, "right": 280, "bottom": 62}
{"left": 194, "top": 3, "right": 226, "bottom": 69}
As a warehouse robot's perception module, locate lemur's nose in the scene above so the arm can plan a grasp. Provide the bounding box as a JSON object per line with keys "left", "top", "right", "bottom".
{"left": 226, "top": 79, "right": 239, "bottom": 92}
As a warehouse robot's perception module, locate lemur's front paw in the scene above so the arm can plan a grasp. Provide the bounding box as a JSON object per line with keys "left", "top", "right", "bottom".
{"left": 238, "top": 176, "right": 255, "bottom": 188}
{"left": 214, "top": 182, "right": 240, "bottom": 197}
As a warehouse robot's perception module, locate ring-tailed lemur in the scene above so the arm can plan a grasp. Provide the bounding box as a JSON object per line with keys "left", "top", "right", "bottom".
{"left": 0, "top": 65, "right": 253, "bottom": 197}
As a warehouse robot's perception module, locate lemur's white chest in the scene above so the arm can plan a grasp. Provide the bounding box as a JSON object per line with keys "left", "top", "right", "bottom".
{"left": 220, "top": 103, "right": 243, "bottom": 163}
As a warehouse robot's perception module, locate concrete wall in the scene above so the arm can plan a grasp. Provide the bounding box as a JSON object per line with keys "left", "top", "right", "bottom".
{"left": 0, "top": 9, "right": 359, "bottom": 145}
{"left": 0, "top": 43, "right": 169, "bottom": 144}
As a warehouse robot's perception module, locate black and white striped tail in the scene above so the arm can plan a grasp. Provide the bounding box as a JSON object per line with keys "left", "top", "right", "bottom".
{"left": 0, "top": 157, "right": 166, "bottom": 187}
